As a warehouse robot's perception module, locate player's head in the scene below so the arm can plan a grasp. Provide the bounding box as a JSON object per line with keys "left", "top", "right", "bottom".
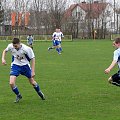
{"left": 12, "top": 38, "right": 21, "bottom": 50}
{"left": 113, "top": 38, "right": 120, "bottom": 48}
{"left": 114, "top": 38, "right": 120, "bottom": 43}
{"left": 55, "top": 28, "right": 59, "bottom": 32}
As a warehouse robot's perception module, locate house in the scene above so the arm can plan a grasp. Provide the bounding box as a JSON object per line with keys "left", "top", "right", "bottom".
{"left": 64, "top": 1, "right": 120, "bottom": 38}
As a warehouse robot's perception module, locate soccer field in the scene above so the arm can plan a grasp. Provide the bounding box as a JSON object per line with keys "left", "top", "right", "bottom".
{"left": 0, "top": 40, "right": 120, "bottom": 120}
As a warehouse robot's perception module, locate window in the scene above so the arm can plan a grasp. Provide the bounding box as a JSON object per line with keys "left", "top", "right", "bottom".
{"left": 111, "top": 22, "right": 115, "bottom": 28}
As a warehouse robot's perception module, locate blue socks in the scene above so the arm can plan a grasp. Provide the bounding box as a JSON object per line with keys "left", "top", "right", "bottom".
{"left": 12, "top": 85, "right": 41, "bottom": 95}
{"left": 59, "top": 47, "right": 62, "bottom": 52}
{"left": 12, "top": 86, "right": 20, "bottom": 95}
{"left": 34, "top": 84, "right": 40, "bottom": 93}
{"left": 56, "top": 48, "right": 60, "bottom": 54}
{"left": 12, "top": 84, "right": 44, "bottom": 99}
{"left": 33, "top": 84, "right": 44, "bottom": 98}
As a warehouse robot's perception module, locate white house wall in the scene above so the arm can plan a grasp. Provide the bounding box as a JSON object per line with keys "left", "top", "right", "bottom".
{"left": 72, "top": 5, "right": 86, "bottom": 20}
{"left": 71, "top": 3, "right": 120, "bottom": 33}
{"left": 103, "top": 4, "right": 118, "bottom": 31}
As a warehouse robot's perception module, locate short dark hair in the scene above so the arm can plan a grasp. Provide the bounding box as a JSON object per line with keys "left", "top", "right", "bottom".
{"left": 114, "top": 38, "right": 120, "bottom": 44}
{"left": 12, "top": 38, "right": 20, "bottom": 44}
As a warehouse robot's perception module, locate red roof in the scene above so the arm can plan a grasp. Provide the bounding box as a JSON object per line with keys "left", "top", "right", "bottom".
{"left": 65, "top": 2, "right": 108, "bottom": 19}
{"left": 64, "top": 4, "right": 78, "bottom": 18}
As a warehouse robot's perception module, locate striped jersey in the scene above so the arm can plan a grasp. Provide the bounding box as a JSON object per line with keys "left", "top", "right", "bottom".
{"left": 5, "top": 43, "right": 35, "bottom": 66}
{"left": 52, "top": 32, "right": 64, "bottom": 41}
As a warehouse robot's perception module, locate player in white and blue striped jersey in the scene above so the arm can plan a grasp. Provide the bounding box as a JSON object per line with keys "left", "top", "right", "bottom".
{"left": 58, "top": 28, "right": 64, "bottom": 51}
{"left": 48, "top": 28, "right": 63, "bottom": 54}
{"left": 2, "top": 38, "right": 45, "bottom": 103}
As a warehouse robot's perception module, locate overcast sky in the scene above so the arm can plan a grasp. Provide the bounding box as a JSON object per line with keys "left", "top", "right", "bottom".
{"left": 68, "top": 0, "right": 120, "bottom": 5}
{"left": 5, "top": 0, "right": 120, "bottom": 8}
{"left": 7, "top": 0, "right": 120, "bottom": 4}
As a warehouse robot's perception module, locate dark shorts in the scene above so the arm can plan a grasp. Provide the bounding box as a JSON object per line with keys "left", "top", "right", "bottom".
{"left": 52, "top": 40, "right": 60, "bottom": 46}
{"left": 112, "top": 71, "right": 120, "bottom": 82}
{"left": 10, "top": 64, "right": 32, "bottom": 78}
{"left": 29, "top": 43, "right": 33, "bottom": 45}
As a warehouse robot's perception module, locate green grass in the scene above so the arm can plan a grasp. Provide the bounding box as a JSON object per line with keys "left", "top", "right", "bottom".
{"left": 0, "top": 40, "right": 120, "bottom": 120}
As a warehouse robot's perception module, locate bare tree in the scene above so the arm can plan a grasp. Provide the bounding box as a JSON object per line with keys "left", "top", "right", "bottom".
{"left": 46, "top": 0, "right": 67, "bottom": 30}
{"left": 30, "top": 0, "right": 67, "bottom": 34}
{"left": 30, "top": 0, "right": 47, "bottom": 34}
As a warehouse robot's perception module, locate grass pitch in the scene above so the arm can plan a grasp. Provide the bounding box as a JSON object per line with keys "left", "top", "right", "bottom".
{"left": 0, "top": 40, "right": 120, "bottom": 120}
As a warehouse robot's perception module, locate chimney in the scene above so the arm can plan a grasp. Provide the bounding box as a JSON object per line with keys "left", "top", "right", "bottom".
{"left": 94, "top": 1, "right": 99, "bottom": 3}
{"left": 81, "top": 1, "right": 86, "bottom": 4}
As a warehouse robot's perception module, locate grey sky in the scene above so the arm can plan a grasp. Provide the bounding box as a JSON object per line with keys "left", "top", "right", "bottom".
{"left": 4, "top": 0, "right": 120, "bottom": 8}
{"left": 68, "top": 0, "right": 120, "bottom": 4}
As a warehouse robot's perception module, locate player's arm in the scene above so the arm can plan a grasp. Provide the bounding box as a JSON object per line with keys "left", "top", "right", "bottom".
{"left": 2, "top": 49, "right": 7, "bottom": 65}
{"left": 27, "top": 37, "right": 29, "bottom": 44}
{"left": 61, "top": 33, "right": 64, "bottom": 38}
{"left": 31, "top": 57, "right": 35, "bottom": 77}
{"left": 104, "top": 60, "right": 117, "bottom": 74}
{"left": 27, "top": 47, "right": 35, "bottom": 77}
{"left": 32, "top": 36, "right": 34, "bottom": 41}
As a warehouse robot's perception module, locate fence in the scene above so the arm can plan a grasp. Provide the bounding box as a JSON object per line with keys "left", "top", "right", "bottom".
{"left": 0, "top": 35, "right": 73, "bottom": 41}
{"left": 111, "top": 34, "right": 120, "bottom": 40}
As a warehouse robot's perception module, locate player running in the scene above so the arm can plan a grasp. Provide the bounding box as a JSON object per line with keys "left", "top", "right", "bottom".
{"left": 58, "top": 28, "right": 64, "bottom": 51}
{"left": 48, "top": 28, "right": 64, "bottom": 54}
{"left": 105, "top": 38, "right": 120, "bottom": 87}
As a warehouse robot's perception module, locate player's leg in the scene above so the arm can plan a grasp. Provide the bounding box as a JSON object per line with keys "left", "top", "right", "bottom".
{"left": 48, "top": 40, "right": 60, "bottom": 54}
{"left": 9, "top": 76, "right": 22, "bottom": 103}
{"left": 10, "top": 65, "right": 22, "bottom": 103}
{"left": 48, "top": 40, "right": 55, "bottom": 51}
{"left": 30, "top": 43, "right": 33, "bottom": 49}
{"left": 59, "top": 47, "right": 62, "bottom": 52}
{"left": 28, "top": 77, "right": 45, "bottom": 100}
{"left": 56, "top": 44, "right": 62, "bottom": 54}
{"left": 21, "top": 65, "right": 45, "bottom": 100}
{"left": 48, "top": 46, "right": 55, "bottom": 50}
{"left": 108, "top": 76, "right": 113, "bottom": 84}
{"left": 59, "top": 41, "right": 62, "bottom": 52}
{"left": 108, "top": 73, "right": 120, "bottom": 86}
{"left": 55, "top": 41, "right": 61, "bottom": 54}
{"left": 56, "top": 46, "right": 61, "bottom": 54}
{"left": 48, "top": 46, "right": 55, "bottom": 51}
